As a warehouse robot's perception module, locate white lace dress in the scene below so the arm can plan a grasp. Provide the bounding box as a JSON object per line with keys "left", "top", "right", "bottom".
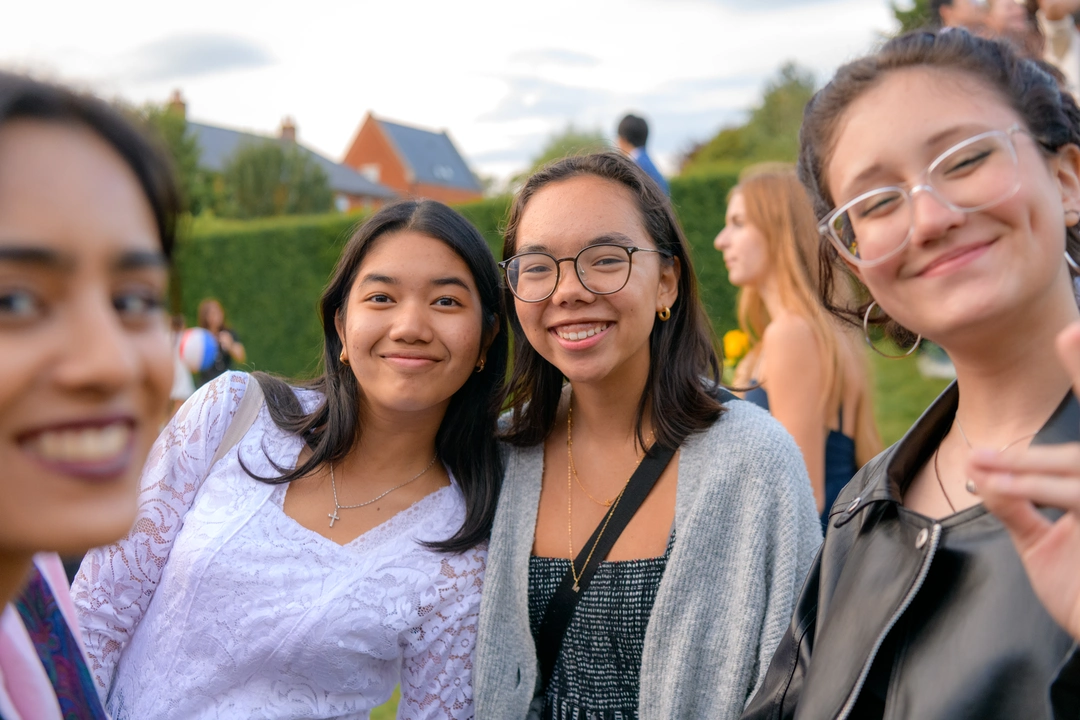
{"left": 71, "top": 372, "right": 485, "bottom": 720}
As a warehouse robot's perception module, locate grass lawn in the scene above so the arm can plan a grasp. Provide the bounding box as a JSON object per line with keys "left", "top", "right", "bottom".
{"left": 370, "top": 686, "right": 399, "bottom": 719}
{"left": 366, "top": 348, "right": 949, "bottom": 719}
{"left": 870, "top": 349, "right": 952, "bottom": 446}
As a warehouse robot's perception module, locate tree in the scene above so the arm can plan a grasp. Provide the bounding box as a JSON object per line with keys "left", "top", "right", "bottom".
{"left": 139, "top": 103, "right": 217, "bottom": 216}
{"left": 220, "top": 141, "right": 332, "bottom": 219}
{"left": 680, "top": 62, "right": 816, "bottom": 176}
{"left": 528, "top": 125, "right": 609, "bottom": 172}
{"left": 892, "top": 0, "right": 933, "bottom": 34}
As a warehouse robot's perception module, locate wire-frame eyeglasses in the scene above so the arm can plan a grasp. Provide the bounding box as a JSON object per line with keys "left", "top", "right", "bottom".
{"left": 499, "top": 243, "right": 672, "bottom": 303}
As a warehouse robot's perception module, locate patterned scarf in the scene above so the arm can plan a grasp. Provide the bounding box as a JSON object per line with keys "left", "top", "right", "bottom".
{"left": 14, "top": 566, "right": 106, "bottom": 720}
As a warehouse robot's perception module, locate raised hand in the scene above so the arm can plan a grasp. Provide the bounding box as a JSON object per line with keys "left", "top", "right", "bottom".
{"left": 969, "top": 322, "right": 1080, "bottom": 641}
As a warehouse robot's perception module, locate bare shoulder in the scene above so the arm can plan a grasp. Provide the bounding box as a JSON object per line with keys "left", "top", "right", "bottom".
{"left": 761, "top": 313, "right": 821, "bottom": 365}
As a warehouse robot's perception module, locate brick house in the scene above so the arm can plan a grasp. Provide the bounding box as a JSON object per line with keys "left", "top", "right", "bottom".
{"left": 342, "top": 113, "right": 483, "bottom": 204}
{"left": 170, "top": 93, "right": 395, "bottom": 212}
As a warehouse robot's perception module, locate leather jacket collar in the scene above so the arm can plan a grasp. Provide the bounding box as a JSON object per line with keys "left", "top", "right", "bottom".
{"left": 835, "top": 383, "right": 1080, "bottom": 528}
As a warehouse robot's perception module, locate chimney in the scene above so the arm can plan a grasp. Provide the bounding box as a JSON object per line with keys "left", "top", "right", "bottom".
{"left": 280, "top": 116, "right": 297, "bottom": 142}
{"left": 167, "top": 89, "right": 186, "bottom": 118}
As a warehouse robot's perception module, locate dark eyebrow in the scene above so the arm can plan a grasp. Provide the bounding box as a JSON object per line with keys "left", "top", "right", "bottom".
{"left": 0, "top": 246, "right": 69, "bottom": 268}
{"left": 115, "top": 250, "right": 168, "bottom": 271}
{"left": 842, "top": 124, "right": 993, "bottom": 198}
{"left": 518, "top": 233, "right": 638, "bottom": 254}
{"left": 359, "top": 273, "right": 397, "bottom": 285}
{"left": 432, "top": 276, "right": 470, "bottom": 290}
{"left": 0, "top": 246, "right": 167, "bottom": 272}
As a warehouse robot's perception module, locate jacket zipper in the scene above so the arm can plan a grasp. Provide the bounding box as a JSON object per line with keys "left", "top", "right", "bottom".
{"left": 835, "top": 522, "right": 942, "bottom": 720}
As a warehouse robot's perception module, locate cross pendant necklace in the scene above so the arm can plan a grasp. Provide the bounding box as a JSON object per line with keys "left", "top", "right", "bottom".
{"left": 328, "top": 508, "right": 340, "bottom": 527}
{"left": 327, "top": 455, "right": 438, "bottom": 528}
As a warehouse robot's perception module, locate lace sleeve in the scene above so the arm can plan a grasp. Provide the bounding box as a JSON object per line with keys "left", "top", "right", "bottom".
{"left": 398, "top": 545, "right": 487, "bottom": 720}
{"left": 70, "top": 372, "right": 248, "bottom": 696}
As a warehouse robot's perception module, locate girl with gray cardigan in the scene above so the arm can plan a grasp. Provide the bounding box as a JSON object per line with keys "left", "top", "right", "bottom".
{"left": 475, "top": 152, "right": 822, "bottom": 719}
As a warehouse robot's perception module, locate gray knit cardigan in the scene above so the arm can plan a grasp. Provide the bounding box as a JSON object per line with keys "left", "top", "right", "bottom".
{"left": 474, "top": 398, "right": 823, "bottom": 719}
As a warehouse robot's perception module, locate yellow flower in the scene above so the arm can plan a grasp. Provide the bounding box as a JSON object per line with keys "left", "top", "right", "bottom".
{"left": 723, "top": 329, "right": 750, "bottom": 366}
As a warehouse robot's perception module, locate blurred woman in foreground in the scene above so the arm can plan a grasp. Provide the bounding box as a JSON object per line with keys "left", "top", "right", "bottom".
{"left": 0, "top": 73, "right": 177, "bottom": 718}
{"left": 715, "top": 165, "right": 881, "bottom": 520}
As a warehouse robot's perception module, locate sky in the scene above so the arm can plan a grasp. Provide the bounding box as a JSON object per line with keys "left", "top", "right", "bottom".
{"left": 2, "top": 0, "right": 897, "bottom": 183}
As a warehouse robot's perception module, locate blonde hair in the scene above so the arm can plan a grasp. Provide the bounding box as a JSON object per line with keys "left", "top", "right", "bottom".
{"left": 729, "top": 164, "right": 882, "bottom": 465}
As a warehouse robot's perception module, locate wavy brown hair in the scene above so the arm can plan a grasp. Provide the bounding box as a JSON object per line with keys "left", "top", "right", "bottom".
{"left": 499, "top": 151, "right": 723, "bottom": 449}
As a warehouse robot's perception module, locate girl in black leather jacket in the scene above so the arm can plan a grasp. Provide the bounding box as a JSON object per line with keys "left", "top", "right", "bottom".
{"left": 744, "top": 29, "right": 1080, "bottom": 720}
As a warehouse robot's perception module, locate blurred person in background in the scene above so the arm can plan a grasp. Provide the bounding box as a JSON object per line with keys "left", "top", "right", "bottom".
{"left": 0, "top": 72, "right": 177, "bottom": 719}
{"left": 616, "top": 114, "right": 670, "bottom": 196}
{"left": 744, "top": 29, "right": 1080, "bottom": 719}
{"left": 714, "top": 164, "right": 882, "bottom": 523}
{"left": 475, "top": 152, "right": 820, "bottom": 719}
{"left": 74, "top": 200, "right": 505, "bottom": 719}
{"left": 169, "top": 313, "right": 194, "bottom": 416}
{"left": 195, "top": 297, "right": 245, "bottom": 385}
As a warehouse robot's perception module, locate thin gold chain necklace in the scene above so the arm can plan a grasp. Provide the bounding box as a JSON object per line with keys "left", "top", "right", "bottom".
{"left": 566, "top": 393, "right": 651, "bottom": 592}
{"left": 328, "top": 455, "right": 437, "bottom": 528}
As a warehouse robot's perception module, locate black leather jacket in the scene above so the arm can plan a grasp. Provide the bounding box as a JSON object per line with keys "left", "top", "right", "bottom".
{"left": 743, "top": 384, "right": 1080, "bottom": 720}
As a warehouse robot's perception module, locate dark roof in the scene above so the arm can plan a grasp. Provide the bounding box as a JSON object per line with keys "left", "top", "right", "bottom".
{"left": 188, "top": 121, "right": 395, "bottom": 199}
{"left": 377, "top": 118, "right": 482, "bottom": 192}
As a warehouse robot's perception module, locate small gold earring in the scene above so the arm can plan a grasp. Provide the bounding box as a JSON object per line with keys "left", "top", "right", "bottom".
{"left": 339, "top": 348, "right": 348, "bottom": 364}
{"left": 657, "top": 307, "right": 671, "bottom": 322}
{"left": 475, "top": 358, "right": 486, "bottom": 373}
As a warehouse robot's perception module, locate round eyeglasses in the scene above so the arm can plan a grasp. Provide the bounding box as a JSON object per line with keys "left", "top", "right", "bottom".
{"left": 820, "top": 125, "right": 1039, "bottom": 267}
{"left": 499, "top": 243, "right": 672, "bottom": 303}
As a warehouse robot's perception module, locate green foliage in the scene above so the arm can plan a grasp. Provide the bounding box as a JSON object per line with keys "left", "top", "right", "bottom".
{"left": 526, "top": 125, "right": 609, "bottom": 175}
{"left": 669, "top": 171, "right": 741, "bottom": 335}
{"left": 221, "top": 141, "right": 333, "bottom": 219}
{"left": 892, "top": 0, "right": 933, "bottom": 34}
{"left": 681, "top": 62, "right": 816, "bottom": 176}
{"left": 139, "top": 103, "right": 217, "bottom": 215}
{"left": 453, "top": 195, "right": 513, "bottom": 256}
{"left": 175, "top": 211, "right": 364, "bottom": 378}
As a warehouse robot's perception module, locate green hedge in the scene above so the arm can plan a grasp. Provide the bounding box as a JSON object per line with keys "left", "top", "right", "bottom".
{"left": 175, "top": 172, "right": 741, "bottom": 378}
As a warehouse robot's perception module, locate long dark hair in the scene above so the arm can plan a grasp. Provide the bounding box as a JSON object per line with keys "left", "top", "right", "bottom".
{"left": 798, "top": 29, "right": 1080, "bottom": 343}
{"left": 0, "top": 72, "right": 179, "bottom": 259}
{"left": 500, "top": 151, "right": 723, "bottom": 449}
{"left": 250, "top": 200, "right": 507, "bottom": 552}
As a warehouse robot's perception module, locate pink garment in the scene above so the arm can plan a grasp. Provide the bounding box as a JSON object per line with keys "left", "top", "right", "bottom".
{"left": 0, "top": 553, "right": 82, "bottom": 720}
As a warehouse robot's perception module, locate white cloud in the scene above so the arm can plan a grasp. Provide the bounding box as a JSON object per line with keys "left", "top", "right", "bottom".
{"left": 0, "top": 0, "right": 896, "bottom": 180}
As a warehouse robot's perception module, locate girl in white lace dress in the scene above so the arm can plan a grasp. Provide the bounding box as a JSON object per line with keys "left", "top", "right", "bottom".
{"left": 72, "top": 201, "right": 507, "bottom": 719}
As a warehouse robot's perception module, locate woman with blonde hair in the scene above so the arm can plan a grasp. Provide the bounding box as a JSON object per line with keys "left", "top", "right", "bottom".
{"left": 715, "top": 164, "right": 881, "bottom": 520}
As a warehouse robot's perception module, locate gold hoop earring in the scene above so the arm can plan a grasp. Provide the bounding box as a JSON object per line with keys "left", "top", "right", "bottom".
{"left": 863, "top": 301, "right": 921, "bottom": 359}
{"left": 339, "top": 348, "right": 348, "bottom": 364}
{"left": 475, "top": 358, "right": 486, "bottom": 373}
{"left": 657, "top": 306, "right": 671, "bottom": 322}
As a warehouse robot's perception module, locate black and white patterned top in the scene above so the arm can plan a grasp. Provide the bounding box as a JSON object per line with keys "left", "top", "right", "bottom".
{"left": 527, "top": 532, "right": 675, "bottom": 720}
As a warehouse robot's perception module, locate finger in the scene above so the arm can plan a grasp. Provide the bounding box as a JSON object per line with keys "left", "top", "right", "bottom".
{"left": 972, "top": 473, "right": 1054, "bottom": 550}
{"left": 969, "top": 444, "right": 1080, "bottom": 475}
{"left": 974, "top": 468, "right": 1080, "bottom": 512}
{"left": 1055, "top": 320, "right": 1080, "bottom": 397}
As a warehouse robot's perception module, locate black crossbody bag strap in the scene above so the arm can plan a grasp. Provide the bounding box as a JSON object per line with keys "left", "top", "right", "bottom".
{"left": 535, "top": 443, "right": 678, "bottom": 687}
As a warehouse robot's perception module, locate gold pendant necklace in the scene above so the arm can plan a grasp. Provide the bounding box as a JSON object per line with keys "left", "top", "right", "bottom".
{"left": 565, "top": 392, "right": 651, "bottom": 592}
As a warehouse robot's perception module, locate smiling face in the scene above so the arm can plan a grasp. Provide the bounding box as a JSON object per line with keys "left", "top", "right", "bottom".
{"left": 826, "top": 67, "right": 1080, "bottom": 344}
{"left": 511, "top": 174, "right": 679, "bottom": 388}
{"left": 0, "top": 120, "right": 173, "bottom": 557}
{"left": 336, "top": 231, "right": 486, "bottom": 420}
{"left": 714, "top": 190, "right": 772, "bottom": 288}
